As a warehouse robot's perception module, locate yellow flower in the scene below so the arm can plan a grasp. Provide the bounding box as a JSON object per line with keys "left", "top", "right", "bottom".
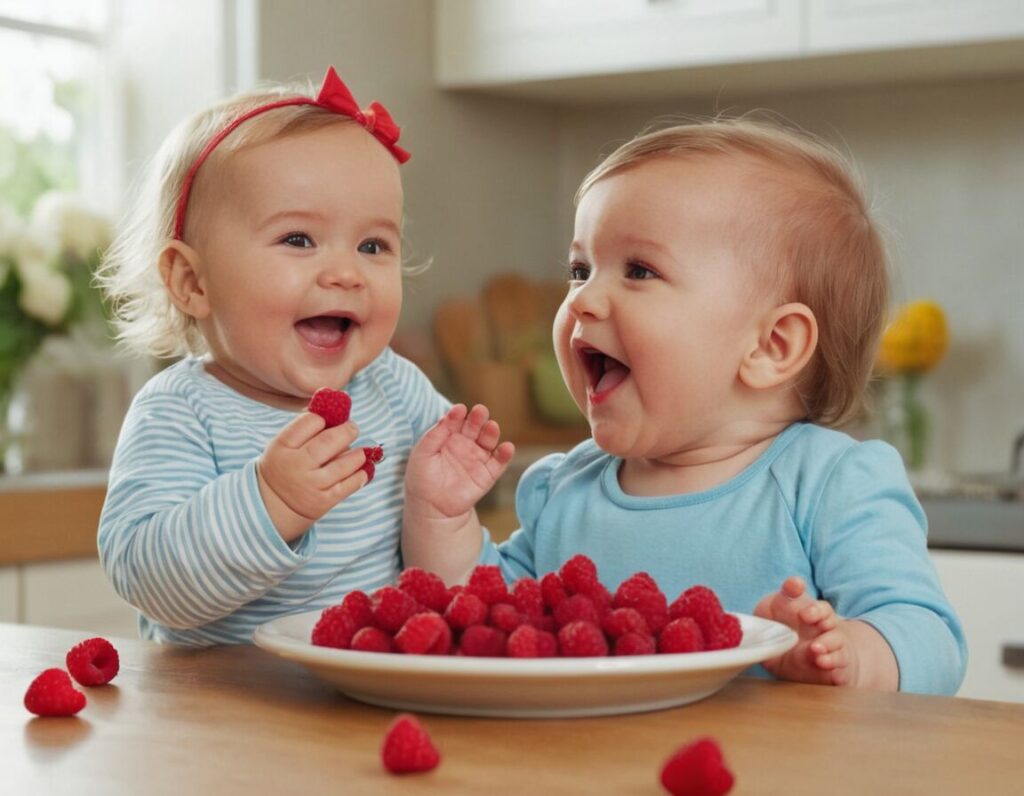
{"left": 878, "top": 300, "right": 948, "bottom": 373}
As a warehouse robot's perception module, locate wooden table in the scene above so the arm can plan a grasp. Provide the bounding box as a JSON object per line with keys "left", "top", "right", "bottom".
{"left": 3, "top": 624, "right": 1022, "bottom": 795}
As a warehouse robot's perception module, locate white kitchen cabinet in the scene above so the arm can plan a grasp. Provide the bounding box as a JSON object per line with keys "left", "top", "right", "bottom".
{"left": 21, "top": 559, "right": 139, "bottom": 640}
{"left": 931, "top": 549, "right": 1024, "bottom": 703}
{"left": 0, "top": 566, "right": 17, "bottom": 622}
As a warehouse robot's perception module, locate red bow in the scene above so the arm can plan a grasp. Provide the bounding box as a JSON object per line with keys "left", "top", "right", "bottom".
{"left": 315, "top": 67, "right": 410, "bottom": 163}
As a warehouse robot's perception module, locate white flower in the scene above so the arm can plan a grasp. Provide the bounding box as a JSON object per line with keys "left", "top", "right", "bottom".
{"left": 29, "top": 191, "right": 112, "bottom": 261}
{"left": 15, "top": 252, "right": 72, "bottom": 326}
{"left": 0, "top": 202, "right": 21, "bottom": 258}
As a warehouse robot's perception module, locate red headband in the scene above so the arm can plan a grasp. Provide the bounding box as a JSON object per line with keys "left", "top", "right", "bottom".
{"left": 172, "top": 66, "right": 410, "bottom": 240}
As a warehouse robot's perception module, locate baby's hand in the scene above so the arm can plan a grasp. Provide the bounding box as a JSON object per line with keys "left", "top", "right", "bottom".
{"left": 404, "top": 404, "right": 515, "bottom": 521}
{"left": 754, "top": 576, "right": 857, "bottom": 687}
{"left": 257, "top": 412, "right": 369, "bottom": 542}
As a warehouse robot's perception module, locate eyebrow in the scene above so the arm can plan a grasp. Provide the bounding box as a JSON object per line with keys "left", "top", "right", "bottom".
{"left": 570, "top": 235, "right": 673, "bottom": 257}
{"left": 258, "top": 209, "right": 401, "bottom": 237}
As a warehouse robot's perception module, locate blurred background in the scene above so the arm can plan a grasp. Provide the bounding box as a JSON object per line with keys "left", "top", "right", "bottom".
{"left": 1, "top": 0, "right": 1022, "bottom": 700}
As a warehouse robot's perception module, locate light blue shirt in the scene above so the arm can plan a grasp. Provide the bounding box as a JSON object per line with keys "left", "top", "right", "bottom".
{"left": 480, "top": 423, "right": 966, "bottom": 695}
{"left": 98, "top": 348, "right": 449, "bottom": 646}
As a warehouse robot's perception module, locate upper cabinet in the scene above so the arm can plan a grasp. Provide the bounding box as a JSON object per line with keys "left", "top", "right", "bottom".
{"left": 435, "top": 0, "right": 1024, "bottom": 101}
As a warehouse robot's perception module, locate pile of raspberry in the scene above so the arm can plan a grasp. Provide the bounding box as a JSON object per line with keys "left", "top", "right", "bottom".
{"left": 311, "top": 555, "right": 741, "bottom": 657}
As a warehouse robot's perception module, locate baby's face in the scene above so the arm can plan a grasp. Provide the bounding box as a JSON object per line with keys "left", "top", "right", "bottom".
{"left": 190, "top": 122, "right": 403, "bottom": 406}
{"left": 555, "top": 155, "right": 769, "bottom": 459}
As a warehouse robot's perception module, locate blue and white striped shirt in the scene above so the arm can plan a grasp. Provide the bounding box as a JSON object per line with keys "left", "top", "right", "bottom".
{"left": 98, "top": 348, "right": 449, "bottom": 646}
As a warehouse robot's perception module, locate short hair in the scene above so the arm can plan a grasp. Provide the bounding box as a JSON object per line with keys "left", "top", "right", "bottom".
{"left": 577, "top": 116, "right": 888, "bottom": 427}
{"left": 97, "top": 78, "right": 359, "bottom": 359}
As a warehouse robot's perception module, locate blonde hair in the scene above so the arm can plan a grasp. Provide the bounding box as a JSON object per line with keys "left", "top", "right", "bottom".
{"left": 97, "top": 78, "right": 361, "bottom": 359}
{"left": 577, "top": 116, "right": 888, "bottom": 427}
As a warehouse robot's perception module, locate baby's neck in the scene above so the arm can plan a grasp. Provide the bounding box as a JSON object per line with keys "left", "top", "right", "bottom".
{"left": 617, "top": 420, "right": 794, "bottom": 497}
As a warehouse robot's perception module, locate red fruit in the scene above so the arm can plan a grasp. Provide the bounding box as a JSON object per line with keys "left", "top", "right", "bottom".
{"left": 603, "top": 607, "right": 650, "bottom": 639}
{"left": 506, "top": 624, "right": 558, "bottom": 658}
{"left": 381, "top": 713, "right": 441, "bottom": 775}
{"left": 660, "top": 737, "right": 734, "bottom": 796}
{"left": 24, "top": 669, "right": 86, "bottom": 717}
{"left": 360, "top": 459, "right": 376, "bottom": 483}
{"left": 311, "top": 604, "right": 360, "bottom": 649}
{"left": 705, "top": 613, "right": 743, "bottom": 651}
{"left": 613, "top": 580, "right": 669, "bottom": 634}
{"left": 350, "top": 626, "right": 394, "bottom": 653}
{"left": 584, "top": 583, "right": 614, "bottom": 616}
{"left": 340, "top": 590, "right": 374, "bottom": 629}
{"left": 553, "top": 593, "right": 600, "bottom": 629}
{"left": 615, "top": 632, "right": 656, "bottom": 656}
{"left": 457, "top": 625, "right": 507, "bottom": 657}
{"left": 528, "top": 614, "right": 558, "bottom": 634}
{"left": 66, "top": 637, "right": 120, "bottom": 686}
{"left": 511, "top": 578, "right": 544, "bottom": 618}
{"left": 540, "top": 572, "right": 568, "bottom": 609}
{"left": 559, "top": 554, "right": 599, "bottom": 595}
{"left": 669, "top": 585, "right": 724, "bottom": 636}
{"left": 443, "top": 591, "right": 488, "bottom": 630}
{"left": 659, "top": 617, "right": 705, "bottom": 654}
{"left": 489, "top": 602, "right": 525, "bottom": 633}
{"left": 308, "top": 388, "right": 352, "bottom": 428}
{"left": 371, "top": 586, "right": 421, "bottom": 633}
{"left": 465, "top": 565, "right": 509, "bottom": 605}
{"left": 397, "top": 568, "right": 450, "bottom": 613}
{"left": 364, "top": 444, "right": 385, "bottom": 463}
{"left": 621, "top": 571, "right": 660, "bottom": 593}
{"left": 557, "top": 620, "right": 608, "bottom": 657}
{"left": 394, "top": 612, "right": 452, "bottom": 655}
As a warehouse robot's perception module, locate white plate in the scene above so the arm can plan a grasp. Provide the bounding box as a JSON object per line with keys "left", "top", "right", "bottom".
{"left": 254, "top": 610, "right": 797, "bottom": 719}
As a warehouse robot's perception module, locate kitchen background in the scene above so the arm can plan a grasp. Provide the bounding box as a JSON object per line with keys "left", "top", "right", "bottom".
{"left": 1, "top": 0, "right": 1022, "bottom": 701}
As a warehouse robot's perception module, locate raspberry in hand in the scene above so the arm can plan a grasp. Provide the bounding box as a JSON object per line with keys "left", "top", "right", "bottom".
{"left": 308, "top": 388, "right": 352, "bottom": 427}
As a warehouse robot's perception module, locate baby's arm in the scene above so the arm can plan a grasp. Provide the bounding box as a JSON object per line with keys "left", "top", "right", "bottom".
{"left": 402, "top": 404, "right": 515, "bottom": 584}
{"left": 755, "top": 577, "right": 898, "bottom": 689}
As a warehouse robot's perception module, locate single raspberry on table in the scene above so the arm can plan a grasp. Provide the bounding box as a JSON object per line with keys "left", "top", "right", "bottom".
{"left": 394, "top": 612, "right": 452, "bottom": 655}
{"left": 397, "top": 568, "right": 450, "bottom": 613}
{"left": 614, "top": 632, "right": 656, "bottom": 656}
{"left": 24, "top": 668, "right": 87, "bottom": 717}
{"left": 340, "top": 590, "right": 374, "bottom": 629}
{"left": 553, "top": 593, "right": 600, "bottom": 629}
{"left": 557, "top": 620, "right": 609, "bottom": 657}
{"left": 350, "top": 626, "right": 394, "bottom": 653}
{"left": 506, "top": 624, "right": 558, "bottom": 658}
{"left": 371, "top": 586, "right": 421, "bottom": 633}
{"left": 602, "top": 607, "right": 650, "bottom": 639}
{"left": 658, "top": 617, "right": 705, "bottom": 654}
{"left": 443, "top": 591, "right": 488, "bottom": 630}
{"left": 540, "top": 571, "right": 568, "bottom": 609}
{"left": 613, "top": 580, "right": 669, "bottom": 634}
{"left": 704, "top": 613, "right": 743, "bottom": 651}
{"left": 559, "top": 554, "right": 599, "bottom": 595}
{"left": 66, "top": 637, "right": 120, "bottom": 686}
{"left": 464, "top": 565, "right": 509, "bottom": 605}
{"left": 311, "top": 604, "right": 360, "bottom": 649}
{"left": 457, "top": 625, "right": 507, "bottom": 657}
{"left": 660, "top": 736, "right": 735, "bottom": 796}
{"left": 488, "top": 602, "right": 525, "bottom": 633}
{"left": 381, "top": 713, "right": 441, "bottom": 775}
{"left": 308, "top": 387, "right": 352, "bottom": 428}
{"left": 511, "top": 577, "right": 544, "bottom": 618}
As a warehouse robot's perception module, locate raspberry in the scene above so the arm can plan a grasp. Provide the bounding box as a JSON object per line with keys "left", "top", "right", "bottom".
{"left": 705, "top": 613, "right": 743, "bottom": 651}
{"left": 602, "top": 607, "right": 650, "bottom": 639}
{"left": 584, "top": 583, "right": 613, "bottom": 616}
{"left": 351, "top": 626, "right": 394, "bottom": 653}
{"left": 381, "top": 713, "right": 441, "bottom": 775}
{"left": 540, "top": 572, "right": 568, "bottom": 609}
{"left": 528, "top": 614, "right": 558, "bottom": 634}
{"left": 660, "top": 737, "right": 734, "bottom": 796}
{"left": 615, "top": 632, "right": 656, "bottom": 656}
{"left": 613, "top": 580, "right": 669, "bottom": 634}
{"left": 364, "top": 444, "right": 385, "bottom": 464}
{"left": 457, "top": 625, "right": 507, "bottom": 657}
{"left": 340, "top": 590, "right": 374, "bottom": 629}
{"left": 360, "top": 459, "right": 376, "bottom": 483}
{"left": 669, "top": 585, "right": 724, "bottom": 636}
{"left": 621, "top": 571, "right": 660, "bottom": 593}
{"left": 394, "top": 612, "right": 452, "bottom": 655}
{"left": 506, "top": 624, "right": 558, "bottom": 658}
{"left": 24, "top": 669, "right": 86, "bottom": 717}
{"left": 558, "top": 620, "right": 608, "bottom": 657}
{"left": 65, "top": 637, "right": 120, "bottom": 686}
{"left": 489, "top": 602, "right": 525, "bottom": 633}
{"left": 308, "top": 387, "right": 352, "bottom": 427}
{"left": 371, "top": 586, "right": 421, "bottom": 633}
{"left": 397, "top": 568, "right": 450, "bottom": 613}
{"left": 553, "top": 593, "right": 600, "bottom": 629}
{"left": 465, "top": 565, "right": 509, "bottom": 605}
{"left": 511, "top": 578, "right": 544, "bottom": 618}
{"left": 312, "top": 604, "right": 360, "bottom": 648}
{"left": 559, "top": 554, "right": 599, "bottom": 595}
{"left": 443, "top": 591, "right": 488, "bottom": 630}
{"left": 659, "top": 618, "right": 705, "bottom": 654}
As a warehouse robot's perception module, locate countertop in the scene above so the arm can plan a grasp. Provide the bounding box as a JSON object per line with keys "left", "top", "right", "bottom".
{"left": 4, "top": 623, "right": 1024, "bottom": 794}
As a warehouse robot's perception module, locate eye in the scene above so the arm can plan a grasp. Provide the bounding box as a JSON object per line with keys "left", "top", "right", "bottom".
{"left": 358, "top": 237, "right": 392, "bottom": 255}
{"left": 568, "top": 260, "right": 590, "bottom": 281}
{"left": 281, "top": 232, "right": 314, "bottom": 248}
{"left": 625, "top": 260, "right": 658, "bottom": 280}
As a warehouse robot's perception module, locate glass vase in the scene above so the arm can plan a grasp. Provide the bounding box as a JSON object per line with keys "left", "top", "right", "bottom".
{"left": 881, "top": 372, "right": 929, "bottom": 471}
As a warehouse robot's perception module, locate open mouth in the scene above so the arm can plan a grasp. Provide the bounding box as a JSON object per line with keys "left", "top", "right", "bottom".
{"left": 295, "top": 314, "right": 355, "bottom": 349}
{"left": 577, "top": 344, "right": 630, "bottom": 403}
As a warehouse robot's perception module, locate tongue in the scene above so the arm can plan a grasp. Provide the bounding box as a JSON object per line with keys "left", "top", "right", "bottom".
{"left": 296, "top": 317, "right": 345, "bottom": 347}
{"left": 595, "top": 360, "right": 629, "bottom": 394}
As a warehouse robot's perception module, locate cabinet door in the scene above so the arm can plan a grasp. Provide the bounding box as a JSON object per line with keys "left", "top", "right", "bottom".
{"left": 931, "top": 550, "right": 1024, "bottom": 703}
{"left": 0, "top": 566, "right": 17, "bottom": 622}
{"left": 437, "top": 0, "right": 802, "bottom": 86}
{"left": 22, "top": 559, "right": 139, "bottom": 639}
{"left": 808, "top": 0, "right": 1024, "bottom": 54}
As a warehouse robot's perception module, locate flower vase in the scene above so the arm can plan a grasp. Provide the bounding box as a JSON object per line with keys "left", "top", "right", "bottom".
{"left": 882, "top": 372, "right": 929, "bottom": 471}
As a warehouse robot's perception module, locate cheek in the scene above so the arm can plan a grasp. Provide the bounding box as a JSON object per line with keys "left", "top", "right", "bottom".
{"left": 552, "top": 302, "right": 578, "bottom": 386}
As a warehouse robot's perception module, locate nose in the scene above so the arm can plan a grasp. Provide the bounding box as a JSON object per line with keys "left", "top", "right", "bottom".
{"left": 317, "top": 253, "right": 365, "bottom": 290}
{"left": 566, "top": 277, "right": 609, "bottom": 321}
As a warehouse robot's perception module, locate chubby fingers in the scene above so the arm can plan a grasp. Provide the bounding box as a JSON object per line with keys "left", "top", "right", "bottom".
{"left": 304, "top": 419, "right": 360, "bottom": 466}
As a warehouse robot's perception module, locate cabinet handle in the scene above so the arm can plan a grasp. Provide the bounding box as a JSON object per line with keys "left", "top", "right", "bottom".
{"left": 1003, "top": 644, "right": 1024, "bottom": 670}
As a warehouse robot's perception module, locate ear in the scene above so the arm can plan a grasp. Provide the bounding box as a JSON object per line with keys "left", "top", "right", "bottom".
{"left": 738, "top": 302, "right": 818, "bottom": 390}
{"left": 158, "top": 240, "right": 210, "bottom": 320}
